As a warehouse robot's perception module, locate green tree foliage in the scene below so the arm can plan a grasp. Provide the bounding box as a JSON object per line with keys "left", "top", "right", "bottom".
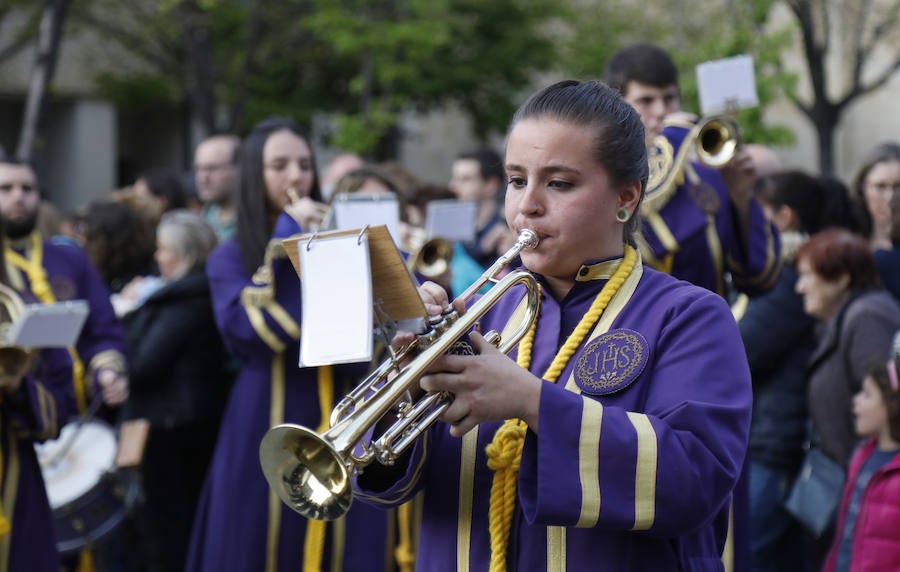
{"left": 76, "top": 0, "right": 561, "bottom": 156}
{"left": 559, "top": 0, "right": 796, "bottom": 147}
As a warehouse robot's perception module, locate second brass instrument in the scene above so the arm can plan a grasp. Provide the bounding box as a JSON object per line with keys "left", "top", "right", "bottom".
{"left": 259, "top": 229, "right": 540, "bottom": 521}
{"left": 403, "top": 226, "right": 453, "bottom": 279}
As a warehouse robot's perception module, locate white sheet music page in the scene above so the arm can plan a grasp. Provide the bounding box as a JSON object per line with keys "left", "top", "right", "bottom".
{"left": 425, "top": 199, "right": 478, "bottom": 242}
{"left": 332, "top": 194, "right": 402, "bottom": 244}
{"left": 7, "top": 300, "right": 89, "bottom": 348}
{"left": 696, "top": 54, "right": 758, "bottom": 115}
{"left": 299, "top": 232, "right": 373, "bottom": 367}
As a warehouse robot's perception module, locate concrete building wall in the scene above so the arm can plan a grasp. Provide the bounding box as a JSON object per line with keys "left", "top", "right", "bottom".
{"left": 36, "top": 99, "right": 117, "bottom": 213}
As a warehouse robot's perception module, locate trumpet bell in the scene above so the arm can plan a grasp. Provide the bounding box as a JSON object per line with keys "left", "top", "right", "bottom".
{"left": 259, "top": 424, "right": 352, "bottom": 521}
{"left": 409, "top": 237, "right": 454, "bottom": 279}
{"left": 695, "top": 116, "right": 741, "bottom": 168}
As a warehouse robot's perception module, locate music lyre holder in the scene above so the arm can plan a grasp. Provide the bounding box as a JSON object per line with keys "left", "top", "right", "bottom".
{"left": 282, "top": 225, "right": 428, "bottom": 328}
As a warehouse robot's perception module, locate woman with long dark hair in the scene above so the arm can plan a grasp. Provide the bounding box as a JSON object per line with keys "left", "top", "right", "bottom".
{"left": 186, "top": 118, "right": 396, "bottom": 572}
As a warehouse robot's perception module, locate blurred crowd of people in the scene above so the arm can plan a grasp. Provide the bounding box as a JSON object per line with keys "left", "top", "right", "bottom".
{"left": 0, "top": 41, "right": 897, "bottom": 572}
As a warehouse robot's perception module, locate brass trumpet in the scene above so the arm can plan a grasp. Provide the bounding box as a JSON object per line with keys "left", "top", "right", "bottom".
{"left": 693, "top": 115, "right": 741, "bottom": 168}
{"left": 646, "top": 115, "right": 742, "bottom": 209}
{"left": 259, "top": 229, "right": 540, "bottom": 521}
{"left": 403, "top": 226, "right": 454, "bottom": 279}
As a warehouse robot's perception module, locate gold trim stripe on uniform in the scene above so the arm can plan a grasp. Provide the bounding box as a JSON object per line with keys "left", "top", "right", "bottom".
{"left": 0, "top": 428, "right": 20, "bottom": 572}
{"left": 265, "top": 303, "right": 301, "bottom": 340}
{"left": 244, "top": 302, "right": 286, "bottom": 353}
{"left": 457, "top": 427, "right": 479, "bottom": 572}
{"left": 329, "top": 517, "right": 346, "bottom": 572}
{"left": 644, "top": 211, "right": 680, "bottom": 257}
{"left": 575, "top": 399, "right": 604, "bottom": 528}
{"left": 266, "top": 354, "right": 285, "bottom": 572}
{"left": 626, "top": 412, "right": 658, "bottom": 531}
{"left": 546, "top": 526, "right": 565, "bottom": 572}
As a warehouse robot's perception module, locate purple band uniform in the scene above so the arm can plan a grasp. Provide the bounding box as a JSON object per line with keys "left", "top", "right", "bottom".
{"left": 187, "top": 213, "right": 397, "bottom": 572}
{"left": 357, "top": 255, "right": 752, "bottom": 571}
{"left": 640, "top": 123, "right": 781, "bottom": 298}
{"left": 1, "top": 347, "right": 76, "bottom": 571}
{"left": 5, "top": 234, "right": 127, "bottom": 406}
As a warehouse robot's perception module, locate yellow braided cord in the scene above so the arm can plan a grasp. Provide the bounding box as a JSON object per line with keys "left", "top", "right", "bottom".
{"left": 515, "top": 293, "right": 540, "bottom": 371}
{"left": 76, "top": 546, "right": 95, "bottom": 572}
{"left": 485, "top": 420, "right": 526, "bottom": 572}
{"left": 6, "top": 234, "right": 89, "bottom": 412}
{"left": 315, "top": 366, "right": 334, "bottom": 433}
{"left": 395, "top": 502, "right": 416, "bottom": 572}
{"left": 485, "top": 246, "right": 637, "bottom": 570}
{"left": 301, "top": 365, "right": 335, "bottom": 572}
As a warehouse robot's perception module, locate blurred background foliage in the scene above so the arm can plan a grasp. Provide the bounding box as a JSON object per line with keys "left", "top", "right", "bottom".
{"left": 5, "top": 0, "right": 899, "bottom": 171}
{"left": 65, "top": 0, "right": 796, "bottom": 155}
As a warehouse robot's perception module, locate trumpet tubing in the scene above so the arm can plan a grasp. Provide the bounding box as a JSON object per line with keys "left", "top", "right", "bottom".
{"left": 259, "top": 229, "right": 540, "bottom": 521}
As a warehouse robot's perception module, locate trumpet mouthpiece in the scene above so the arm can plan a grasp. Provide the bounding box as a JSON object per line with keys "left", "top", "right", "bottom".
{"left": 518, "top": 229, "right": 539, "bottom": 249}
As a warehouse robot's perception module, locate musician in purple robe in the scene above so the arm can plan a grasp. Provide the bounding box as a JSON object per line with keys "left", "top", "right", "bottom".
{"left": 0, "top": 158, "right": 128, "bottom": 413}
{"left": 604, "top": 44, "right": 780, "bottom": 298}
{"left": 356, "top": 80, "right": 752, "bottom": 571}
{"left": 0, "top": 242, "right": 77, "bottom": 571}
{"left": 187, "top": 118, "right": 407, "bottom": 572}
{"left": 604, "top": 45, "right": 778, "bottom": 571}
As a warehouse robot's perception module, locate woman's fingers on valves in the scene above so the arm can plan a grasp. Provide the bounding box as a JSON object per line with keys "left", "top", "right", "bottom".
{"left": 418, "top": 281, "right": 449, "bottom": 316}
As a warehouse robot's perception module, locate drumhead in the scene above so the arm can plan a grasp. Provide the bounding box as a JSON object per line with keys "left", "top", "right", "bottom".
{"left": 35, "top": 421, "right": 118, "bottom": 509}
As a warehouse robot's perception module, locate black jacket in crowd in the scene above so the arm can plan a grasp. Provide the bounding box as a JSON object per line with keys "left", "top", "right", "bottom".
{"left": 122, "top": 271, "right": 234, "bottom": 428}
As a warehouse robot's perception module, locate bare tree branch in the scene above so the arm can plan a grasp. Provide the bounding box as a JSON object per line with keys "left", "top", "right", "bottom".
{"left": 226, "top": 0, "right": 265, "bottom": 133}
{"left": 837, "top": 54, "right": 900, "bottom": 111}
{"left": 850, "top": 0, "right": 873, "bottom": 88}
{"left": 74, "top": 6, "right": 181, "bottom": 76}
{"left": 16, "top": 0, "right": 71, "bottom": 161}
{"left": 862, "top": 0, "right": 900, "bottom": 61}
{"left": 0, "top": 6, "right": 42, "bottom": 64}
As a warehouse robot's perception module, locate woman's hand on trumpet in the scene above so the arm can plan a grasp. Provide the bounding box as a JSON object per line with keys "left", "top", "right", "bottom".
{"left": 420, "top": 331, "right": 542, "bottom": 437}
{"left": 410, "top": 280, "right": 542, "bottom": 438}
{"left": 284, "top": 188, "right": 328, "bottom": 231}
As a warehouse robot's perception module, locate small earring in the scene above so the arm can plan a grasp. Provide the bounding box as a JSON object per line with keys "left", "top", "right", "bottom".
{"left": 615, "top": 208, "right": 630, "bottom": 223}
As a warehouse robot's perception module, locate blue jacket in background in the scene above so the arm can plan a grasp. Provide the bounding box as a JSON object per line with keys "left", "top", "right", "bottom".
{"left": 739, "top": 263, "right": 815, "bottom": 472}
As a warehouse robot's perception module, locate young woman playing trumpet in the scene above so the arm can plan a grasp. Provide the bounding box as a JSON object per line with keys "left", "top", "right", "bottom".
{"left": 355, "top": 80, "right": 753, "bottom": 571}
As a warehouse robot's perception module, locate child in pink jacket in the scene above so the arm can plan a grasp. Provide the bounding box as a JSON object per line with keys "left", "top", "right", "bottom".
{"left": 823, "top": 356, "right": 900, "bottom": 571}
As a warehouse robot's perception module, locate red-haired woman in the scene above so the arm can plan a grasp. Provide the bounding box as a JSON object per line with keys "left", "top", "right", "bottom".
{"left": 796, "top": 228, "right": 900, "bottom": 469}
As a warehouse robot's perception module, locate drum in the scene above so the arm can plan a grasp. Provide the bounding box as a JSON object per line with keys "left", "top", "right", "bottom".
{"left": 34, "top": 420, "right": 126, "bottom": 554}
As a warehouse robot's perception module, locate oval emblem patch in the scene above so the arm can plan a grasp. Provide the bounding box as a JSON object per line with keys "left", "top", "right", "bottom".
{"left": 448, "top": 340, "right": 476, "bottom": 356}
{"left": 49, "top": 275, "right": 76, "bottom": 301}
{"left": 574, "top": 329, "right": 649, "bottom": 395}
